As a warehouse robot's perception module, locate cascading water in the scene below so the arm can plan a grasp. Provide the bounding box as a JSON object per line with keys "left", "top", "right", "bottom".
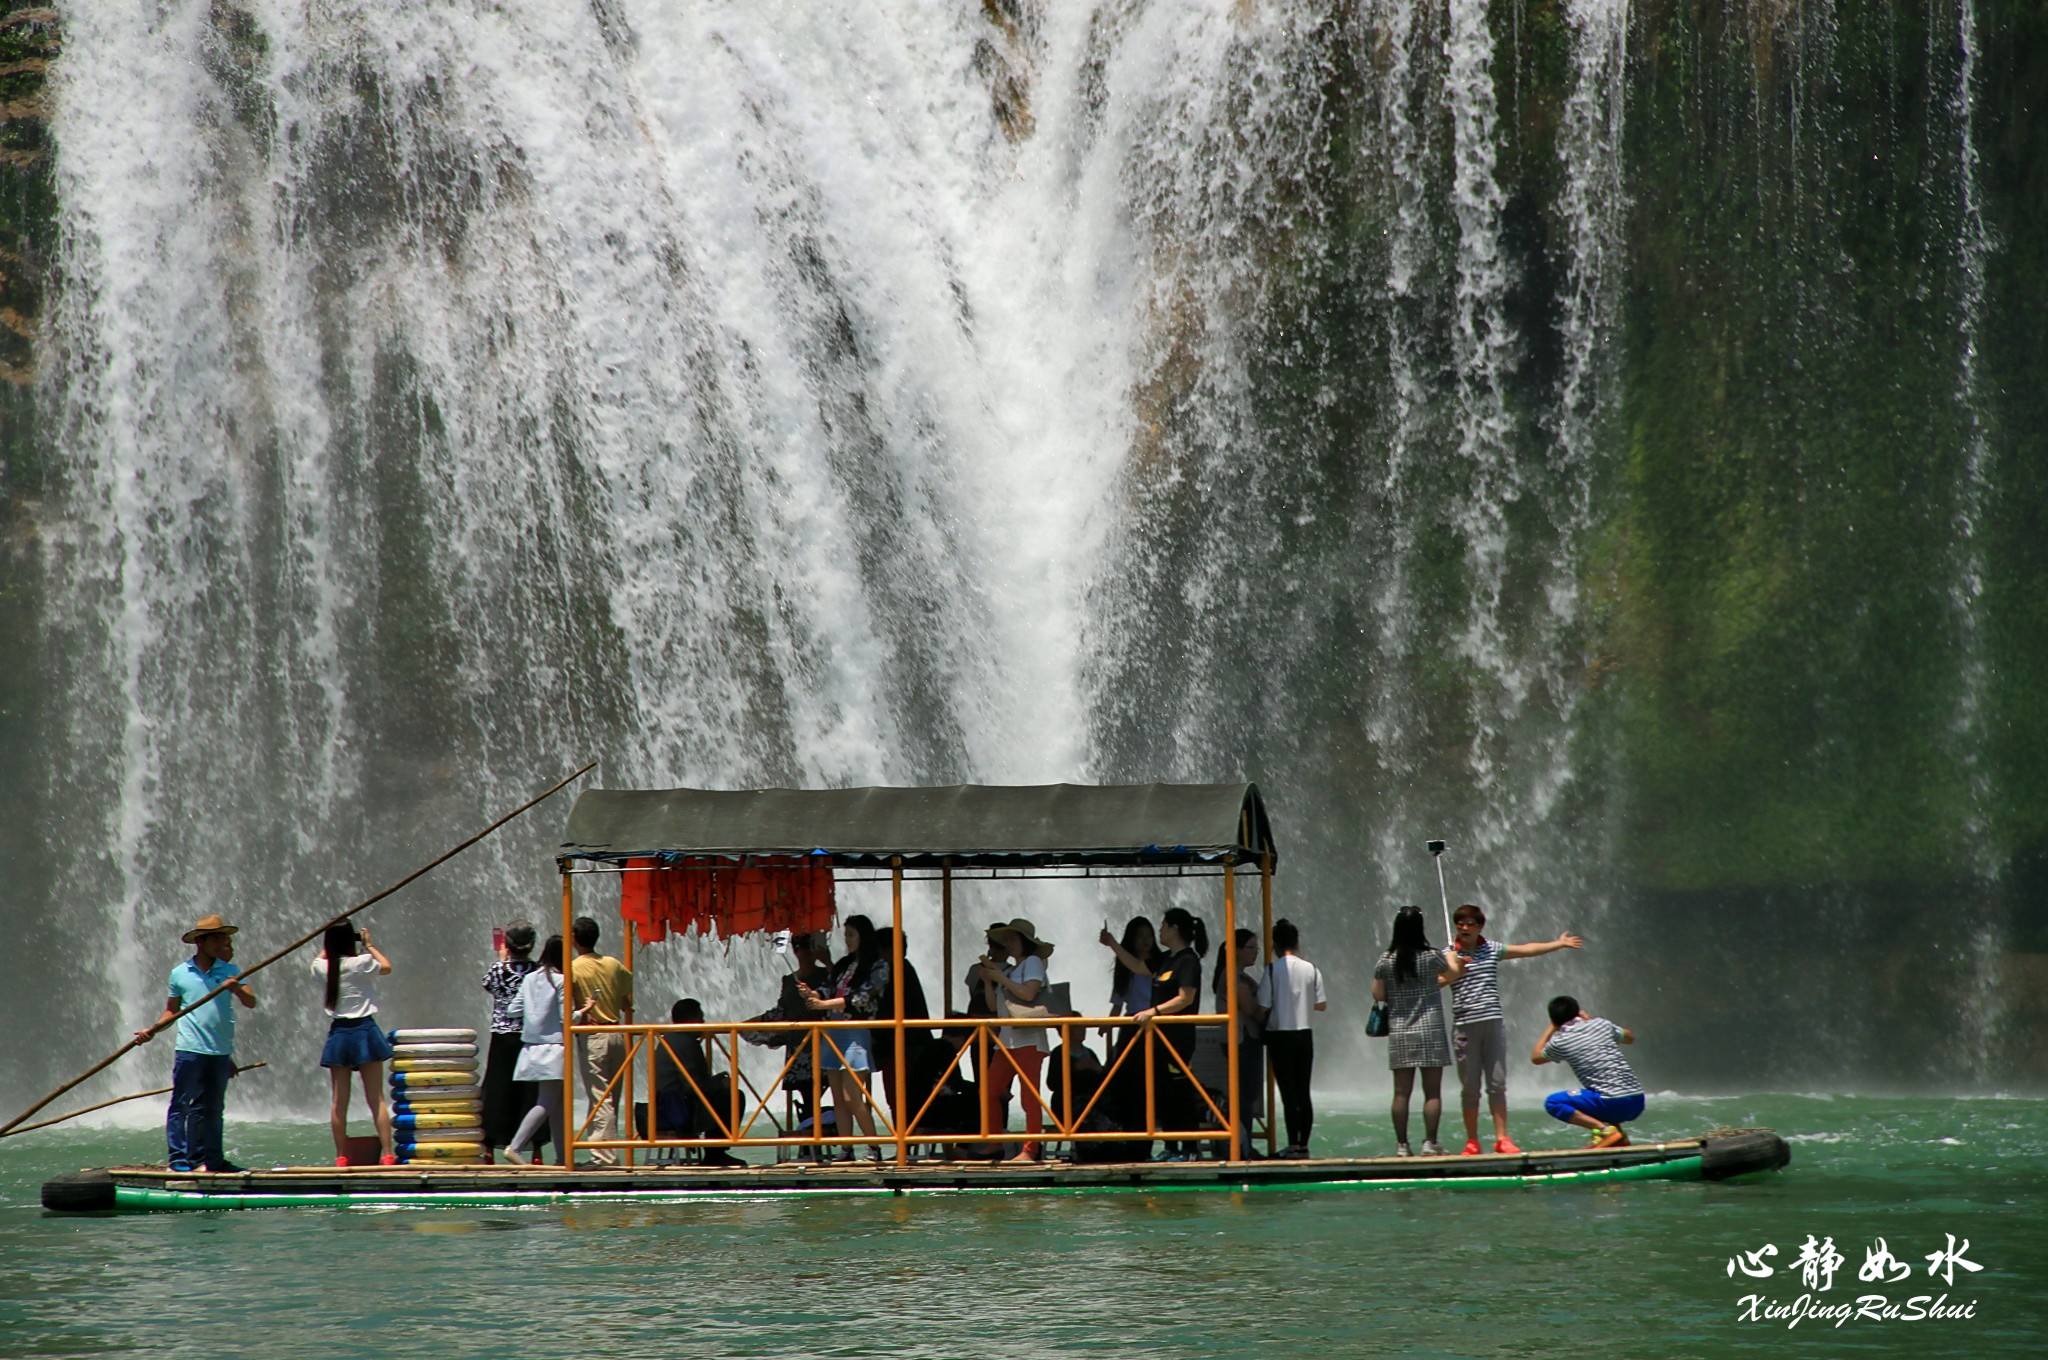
{"left": 31, "top": 0, "right": 1111, "bottom": 1108}
{"left": 3, "top": 0, "right": 2032, "bottom": 1112}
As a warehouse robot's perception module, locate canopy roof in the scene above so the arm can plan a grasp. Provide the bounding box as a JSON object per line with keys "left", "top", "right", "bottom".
{"left": 558, "top": 782, "right": 1276, "bottom": 872}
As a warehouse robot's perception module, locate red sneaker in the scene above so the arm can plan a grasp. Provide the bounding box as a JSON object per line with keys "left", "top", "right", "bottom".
{"left": 1462, "top": 1139, "right": 1483, "bottom": 1156}
{"left": 1493, "top": 1137, "right": 1522, "bottom": 1155}
{"left": 379, "top": 1154, "right": 401, "bottom": 1166}
{"left": 334, "top": 1156, "right": 350, "bottom": 1167}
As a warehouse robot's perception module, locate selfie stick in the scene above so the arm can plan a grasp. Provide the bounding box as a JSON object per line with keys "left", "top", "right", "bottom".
{"left": 1426, "top": 839, "right": 1455, "bottom": 942}
{"left": 1425, "top": 839, "right": 1460, "bottom": 1050}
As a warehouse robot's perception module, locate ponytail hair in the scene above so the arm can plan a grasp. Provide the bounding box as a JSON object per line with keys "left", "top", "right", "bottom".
{"left": 322, "top": 923, "right": 359, "bottom": 1010}
{"left": 537, "top": 934, "right": 565, "bottom": 973}
{"left": 1162, "top": 907, "right": 1208, "bottom": 958}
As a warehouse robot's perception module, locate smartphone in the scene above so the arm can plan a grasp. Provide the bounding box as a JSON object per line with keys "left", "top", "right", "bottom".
{"left": 491, "top": 926, "right": 505, "bottom": 952}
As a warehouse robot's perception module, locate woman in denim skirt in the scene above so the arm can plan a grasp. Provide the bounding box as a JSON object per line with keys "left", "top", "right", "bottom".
{"left": 315, "top": 922, "right": 396, "bottom": 1165}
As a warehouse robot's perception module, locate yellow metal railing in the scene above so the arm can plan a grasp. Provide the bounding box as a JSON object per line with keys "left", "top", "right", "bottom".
{"left": 557, "top": 851, "right": 1276, "bottom": 1168}
{"left": 563, "top": 1013, "right": 1261, "bottom": 1164}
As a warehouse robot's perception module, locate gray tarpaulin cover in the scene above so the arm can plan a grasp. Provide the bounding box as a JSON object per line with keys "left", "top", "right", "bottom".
{"left": 559, "top": 783, "right": 1275, "bottom": 871}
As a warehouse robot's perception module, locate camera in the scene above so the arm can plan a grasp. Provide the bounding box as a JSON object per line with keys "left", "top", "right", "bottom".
{"left": 1426, "top": 839, "right": 1446, "bottom": 855}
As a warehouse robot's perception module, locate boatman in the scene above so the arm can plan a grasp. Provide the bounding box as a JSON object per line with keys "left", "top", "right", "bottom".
{"left": 134, "top": 914, "right": 258, "bottom": 1172}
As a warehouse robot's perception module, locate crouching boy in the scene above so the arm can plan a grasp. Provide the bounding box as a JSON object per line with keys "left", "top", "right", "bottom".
{"left": 1531, "top": 995, "right": 1643, "bottom": 1149}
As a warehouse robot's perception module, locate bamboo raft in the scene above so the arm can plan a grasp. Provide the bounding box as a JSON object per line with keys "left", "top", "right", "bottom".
{"left": 32, "top": 784, "right": 1797, "bottom": 1214}
{"left": 42, "top": 1131, "right": 1789, "bottom": 1212}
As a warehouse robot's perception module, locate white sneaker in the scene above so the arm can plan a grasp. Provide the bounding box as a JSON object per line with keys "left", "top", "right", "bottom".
{"left": 502, "top": 1148, "right": 530, "bottom": 1165}
{"left": 1397, "top": 1142, "right": 1413, "bottom": 1157}
{"left": 1421, "top": 1140, "right": 1447, "bottom": 1156}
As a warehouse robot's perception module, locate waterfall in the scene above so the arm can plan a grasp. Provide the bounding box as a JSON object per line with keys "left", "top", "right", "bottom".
{"left": 24, "top": 0, "right": 1634, "bottom": 1097}
{"left": 9, "top": 0, "right": 2031, "bottom": 1106}
{"left": 33, "top": 0, "right": 1121, "bottom": 1103}
{"left": 1943, "top": 0, "right": 2001, "bottom": 1069}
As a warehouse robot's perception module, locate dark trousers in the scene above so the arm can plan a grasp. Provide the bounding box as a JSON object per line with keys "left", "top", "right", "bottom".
{"left": 481, "top": 1031, "right": 540, "bottom": 1153}
{"left": 167, "top": 1051, "right": 233, "bottom": 1170}
{"left": 1266, "top": 1029, "right": 1315, "bottom": 1149}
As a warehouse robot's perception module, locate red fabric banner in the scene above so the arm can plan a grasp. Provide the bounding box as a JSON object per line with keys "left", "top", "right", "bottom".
{"left": 618, "top": 857, "right": 836, "bottom": 943}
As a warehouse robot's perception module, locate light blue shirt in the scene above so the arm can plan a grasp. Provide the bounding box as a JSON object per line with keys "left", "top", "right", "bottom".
{"left": 169, "top": 958, "right": 241, "bottom": 1056}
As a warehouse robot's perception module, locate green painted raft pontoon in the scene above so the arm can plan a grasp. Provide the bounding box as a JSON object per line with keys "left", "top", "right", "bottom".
{"left": 43, "top": 1133, "right": 1789, "bottom": 1212}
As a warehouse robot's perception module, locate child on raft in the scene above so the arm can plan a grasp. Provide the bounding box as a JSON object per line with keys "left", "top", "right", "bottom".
{"left": 1530, "top": 994, "right": 1643, "bottom": 1149}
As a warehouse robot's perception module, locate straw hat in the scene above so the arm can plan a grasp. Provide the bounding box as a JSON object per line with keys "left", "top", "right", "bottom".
{"left": 181, "top": 914, "right": 240, "bottom": 944}
{"left": 987, "top": 917, "right": 1054, "bottom": 959}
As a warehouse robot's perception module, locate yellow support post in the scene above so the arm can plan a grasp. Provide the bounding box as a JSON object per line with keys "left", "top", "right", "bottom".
{"left": 1262, "top": 849, "right": 1278, "bottom": 1155}
{"left": 645, "top": 1017, "right": 659, "bottom": 1146}
{"left": 1224, "top": 859, "right": 1240, "bottom": 1164}
{"left": 621, "top": 920, "right": 636, "bottom": 1168}
{"left": 940, "top": 861, "right": 953, "bottom": 1017}
{"left": 559, "top": 871, "right": 576, "bottom": 1168}
{"left": 1143, "top": 1020, "right": 1156, "bottom": 1140}
{"left": 892, "top": 858, "right": 908, "bottom": 1168}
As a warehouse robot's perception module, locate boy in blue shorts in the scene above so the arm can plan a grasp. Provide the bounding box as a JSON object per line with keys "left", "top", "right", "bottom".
{"left": 1531, "top": 995, "right": 1643, "bottom": 1149}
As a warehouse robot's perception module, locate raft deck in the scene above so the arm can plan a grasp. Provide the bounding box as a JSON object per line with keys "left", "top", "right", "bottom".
{"left": 43, "top": 1131, "right": 1789, "bottom": 1212}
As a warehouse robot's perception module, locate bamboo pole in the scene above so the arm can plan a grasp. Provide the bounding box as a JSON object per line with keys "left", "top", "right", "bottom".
{"left": 0, "top": 1063, "right": 268, "bottom": 1139}
{"left": 1, "top": 761, "right": 597, "bottom": 1138}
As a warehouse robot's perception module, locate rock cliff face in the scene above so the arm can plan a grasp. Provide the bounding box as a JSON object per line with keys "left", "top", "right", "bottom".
{"left": 0, "top": 1, "right": 2041, "bottom": 1097}
{"left": 1, "top": 7, "right": 54, "bottom": 472}
{"left": 0, "top": 5, "right": 55, "bottom": 1042}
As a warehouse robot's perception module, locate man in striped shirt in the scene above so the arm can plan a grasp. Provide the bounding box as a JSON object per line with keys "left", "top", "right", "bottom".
{"left": 1532, "top": 995, "right": 1644, "bottom": 1149}
{"left": 1447, "top": 904, "right": 1582, "bottom": 1156}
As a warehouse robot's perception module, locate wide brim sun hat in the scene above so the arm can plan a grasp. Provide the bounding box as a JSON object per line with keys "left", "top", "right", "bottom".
{"left": 181, "top": 914, "right": 240, "bottom": 944}
{"left": 988, "top": 917, "right": 1054, "bottom": 959}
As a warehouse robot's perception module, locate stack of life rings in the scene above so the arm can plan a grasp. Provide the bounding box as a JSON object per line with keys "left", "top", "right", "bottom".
{"left": 388, "top": 1029, "right": 483, "bottom": 1163}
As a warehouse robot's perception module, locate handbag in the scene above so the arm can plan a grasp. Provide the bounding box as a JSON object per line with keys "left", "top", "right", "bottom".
{"left": 1365, "top": 1000, "right": 1389, "bottom": 1038}
{"left": 1000, "top": 979, "right": 1071, "bottom": 1024}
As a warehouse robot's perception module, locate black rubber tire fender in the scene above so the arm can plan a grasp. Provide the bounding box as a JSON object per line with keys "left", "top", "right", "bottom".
{"left": 1700, "top": 1131, "right": 1792, "bottom": 1181}
{"left": 41, "top": 1170, "right": 118, "bottom": 1212}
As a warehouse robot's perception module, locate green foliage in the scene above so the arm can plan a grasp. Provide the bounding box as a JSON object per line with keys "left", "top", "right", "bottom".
{"left": 0, "top": 4, "right": 57, "bottom": 499}
{"left": 1598, "top": 0, "right": 2045, "bottom": 890}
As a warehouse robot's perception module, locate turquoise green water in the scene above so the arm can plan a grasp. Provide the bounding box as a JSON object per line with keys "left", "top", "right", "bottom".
{"left": 3, "top": 1095, "right": 2043, "bottom": 1358}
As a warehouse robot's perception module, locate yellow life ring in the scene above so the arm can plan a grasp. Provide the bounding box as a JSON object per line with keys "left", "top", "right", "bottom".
{"left": 390, "top": 1056, "right": 479, "bottom": 1074}
{"left": 398, "top": 1142, "right": 485, "bottom": 1162}
{"left": 388, "top": 1069, "right": 475, "bottom": 1089}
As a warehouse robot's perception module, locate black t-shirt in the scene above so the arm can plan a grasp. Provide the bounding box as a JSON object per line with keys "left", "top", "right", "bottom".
{"left": 1150, "top": 947, "right": 1202, "bottom": 1011}
{"left": 1151, "top": 946, "right": 1202, "bottom": 1060}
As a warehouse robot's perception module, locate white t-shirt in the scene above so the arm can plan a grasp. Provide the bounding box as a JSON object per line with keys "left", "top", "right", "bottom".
{"left": 513, "top": 969, "right": 566, "bottom": 1080}
{"left": 996, "top": 953, "right": 1049, "bottom": 1051}
{"left": 313, "top": 952, "right": 383, "bottom": 1019}
{"left": 1257, "top": 955, "right": 1326, "bottom": 1031}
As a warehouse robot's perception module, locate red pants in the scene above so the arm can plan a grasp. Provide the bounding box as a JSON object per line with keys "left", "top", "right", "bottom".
{"left": 984, "top": 1043, "right": 1046, "bottom": 1156}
